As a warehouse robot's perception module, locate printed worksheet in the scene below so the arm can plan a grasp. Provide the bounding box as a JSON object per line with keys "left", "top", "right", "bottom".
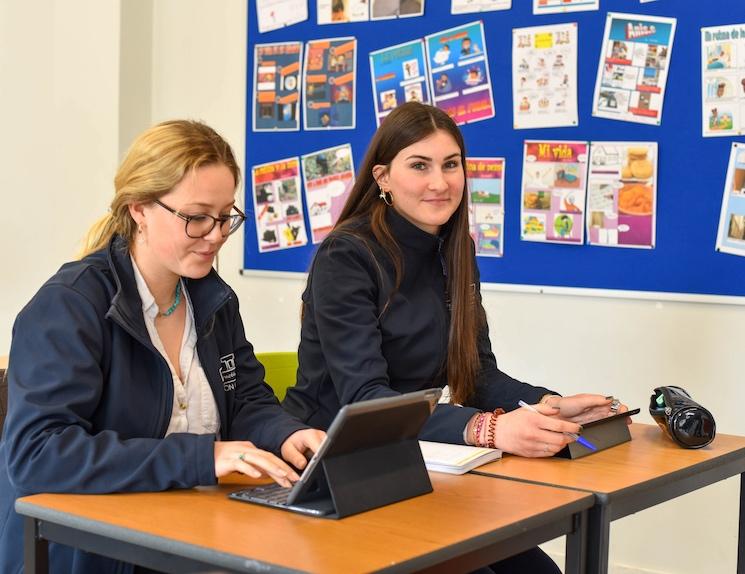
{"left": 317, "top": 0, "right": 369, "bottom": 24}
{"left": 521, "top": 140, "right": 588, "bottom": 244}
{"left": 587, "top": 142, "right": 657, "bottom": 248}
{"left": 533, "top": 0, "right": 598, "bottom": 15}
{"left": 252, "top": 157, "right": 308, "bottom": 252}
{"left": 701, "top": 23, "right": 745, "bottom": 137}
{"left": 256, "top": 0, "right": 308, "bottom": 33}
{"left": 301, "top": 144, "right": 355, "bottom": 243}
{"left": 425, "top": 21, "right": 495, "bottom": 125}
{"left": 370, "top": 39, "right": 431, "bottom": 126}
{"left": 592, "top": 13, "right": 677, "bottom": 125}
{"left": 467, "top": 157, "right": 506, "bottom": 257}
{"left": 451, "top": 0, "right": 510, "bottom": 14}
{"left": 371, "top": 0, "right": 425, "bottom": 19}
{"left": 716, "top": 143, "right": 745, "bottom": 257}
{"left": 512, "top": 22, "right": 578, "bottom": 129}
{"left": 304, "top": 37, "right": 356, "bottom": 130}
{"left": 253, "top": 42, "right": 303, "bottom": 132}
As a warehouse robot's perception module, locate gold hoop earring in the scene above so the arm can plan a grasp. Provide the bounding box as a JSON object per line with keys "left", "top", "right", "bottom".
{"left": 379, "top": 187, "right": 393, "bottom": 206}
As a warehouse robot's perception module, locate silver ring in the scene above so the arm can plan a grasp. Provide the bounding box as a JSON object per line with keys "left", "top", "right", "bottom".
{"left": 544, "top": 443, "right": 550, "bottom": 453}
{"left": 238, "top": 453, "right": 246, "bottom": 462}
{"left": 610, "top": 399, "right": 621, "bottom": 412}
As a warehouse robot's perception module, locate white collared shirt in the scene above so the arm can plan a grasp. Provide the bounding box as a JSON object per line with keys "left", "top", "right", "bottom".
{"left": 131, "top": 257, "right": 221, "bottom": 437}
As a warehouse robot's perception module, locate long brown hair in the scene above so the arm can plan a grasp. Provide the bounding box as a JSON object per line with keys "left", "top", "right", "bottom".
{"left": 333, "top": 102, "right": 483, "bottom": 405}
{"left": 78, "top": 120, "right": 240, "bottom": 258}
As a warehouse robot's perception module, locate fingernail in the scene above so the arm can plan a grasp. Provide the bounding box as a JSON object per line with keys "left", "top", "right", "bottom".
{"left": 605, "top": 395, "right": 614, "bottom": 400}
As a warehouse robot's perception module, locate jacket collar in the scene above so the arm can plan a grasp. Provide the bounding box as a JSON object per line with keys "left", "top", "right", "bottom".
{"left": 385, "top": 207, "right": 450, "bottom": 254}
{"left": 105, "top": 235, "right": 232, "bottom": 336}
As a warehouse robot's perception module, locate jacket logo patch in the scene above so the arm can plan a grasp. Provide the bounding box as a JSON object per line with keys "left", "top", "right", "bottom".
{"left": 220, "top": 353, "right": 237, "bottom": 391}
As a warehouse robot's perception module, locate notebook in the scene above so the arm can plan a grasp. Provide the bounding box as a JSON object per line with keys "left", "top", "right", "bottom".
{"left": 419, "top": 441, "right": 502, "bottom": 475}
{"left": 229, "top": 388, "right": 442, "bottom": 518}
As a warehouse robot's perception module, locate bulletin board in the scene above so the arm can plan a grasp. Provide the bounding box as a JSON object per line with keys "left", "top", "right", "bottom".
{"left": 243, "top": 0, "right": 745, "bottom": 302}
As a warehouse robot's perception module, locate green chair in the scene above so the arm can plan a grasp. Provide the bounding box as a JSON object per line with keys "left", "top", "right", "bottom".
{"left": 256, "top": 352, "right": 298, "bottom": 401}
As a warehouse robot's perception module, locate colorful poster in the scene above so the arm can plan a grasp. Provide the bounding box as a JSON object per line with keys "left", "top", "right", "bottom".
{"left": 371, "top": 0, "right": 425, "bottom": 19}
{"left": 256, "top": 0, "right": 308, "bottom": 33}
{"left": 716, "top": 143, "right": 745, "bottom": 257}
{"left": 451, "top": 0, "right": 511, "bottom": 14}
{"left": 253, "top": 42, "right": 302, "bottom": 132}
{"left": 370, "top": 40, "right": 431, "bottom": 126}
{"left": 701, "top": 23, "right": 745, "bottom": 138}
{"left": 252, "top": 157, "right": 308, "bottom": 252}
{"left": 512, "top": 23, "right": 578, "bottom": 129}
{"left": 467, "top": 157, "right": 505, "bottom": 257}
{"left": 521, "top": 140, "right": 588, "bottom": 244}
{"left": 304, "top": 37, "right": 356, "bottom": 130}
{"left": 533, "top": 0, "right": 598, "bottom": 15}
{"left": 317, "top": 0, "right": 369, "bottom": 24}
{"left": 425, "top": 21, "right": 495, "bottom": 125}
{"left": 592, "top": 13, "right": 677, "bottom": 126}
{"left": 301, "top": 144, "right": 355, "bottom": 243}
{"left": 587, "top": 142, "right": 657, "bottom": 249}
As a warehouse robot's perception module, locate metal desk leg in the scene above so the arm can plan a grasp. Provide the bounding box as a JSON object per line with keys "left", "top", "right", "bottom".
{"left": 585, "top": 502, "right": 610, "bottom": 574}
{"left": 565, "top": 510, "right": 587, "bottom": 574}
{"left": 24, "top": 517, "right": 48, "bottom": 574}
{"left": 738, "top": 473, "right": 745, "bottom": 574}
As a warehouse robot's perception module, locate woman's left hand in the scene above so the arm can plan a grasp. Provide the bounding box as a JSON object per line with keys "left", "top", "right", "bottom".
{"left": 543, "top": 394, "right": 630, "bottom": 425}
{"left": 280, "top": 428, "right": 326, "bottom": 470}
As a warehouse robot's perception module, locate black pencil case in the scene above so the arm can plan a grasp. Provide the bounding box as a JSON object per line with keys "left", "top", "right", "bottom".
{"left": 649, "top": 386, "right": 716, "bottom": 449}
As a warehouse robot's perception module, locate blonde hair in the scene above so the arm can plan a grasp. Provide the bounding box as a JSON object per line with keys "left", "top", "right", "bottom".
{"left": 78, "top": 120, "right": 241, "bottom": 258}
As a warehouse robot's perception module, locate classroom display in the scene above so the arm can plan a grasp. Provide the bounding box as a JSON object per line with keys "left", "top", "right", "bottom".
{"left": 245, "top": 0, "right": 745, "bottom": 300}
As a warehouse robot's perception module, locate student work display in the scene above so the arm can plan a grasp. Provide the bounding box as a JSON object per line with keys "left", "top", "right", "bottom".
{"left": 245, "top": 0, "right": 745, "bottom": 300}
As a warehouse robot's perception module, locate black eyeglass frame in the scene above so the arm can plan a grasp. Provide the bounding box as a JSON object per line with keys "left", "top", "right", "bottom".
{"left": 153, "top": 199, "right": 246, "bottom": 239}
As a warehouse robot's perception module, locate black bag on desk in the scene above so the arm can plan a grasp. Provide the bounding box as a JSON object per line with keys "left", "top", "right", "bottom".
{"left": 649, "top": 386, "right": 716, "bottom": 449}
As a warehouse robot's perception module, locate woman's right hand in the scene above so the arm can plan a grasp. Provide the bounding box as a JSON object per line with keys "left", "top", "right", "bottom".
{"left": 494, "top": 404, "right": 582, "bottom": 458}
{"left": 214, "top": 441, "right": 300, "bottom": 487}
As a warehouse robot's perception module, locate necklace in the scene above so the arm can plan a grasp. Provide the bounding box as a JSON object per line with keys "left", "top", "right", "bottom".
{"left": 160, "top": 281, "right": 182, "bottom": 317}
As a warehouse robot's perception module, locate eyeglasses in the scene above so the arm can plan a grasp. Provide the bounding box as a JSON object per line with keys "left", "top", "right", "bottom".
{"left": 154, "top": 199, "right": 246, "bottom": 239}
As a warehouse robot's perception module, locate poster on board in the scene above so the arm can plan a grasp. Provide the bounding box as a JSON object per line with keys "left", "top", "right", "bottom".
{"left": 317, "top": 0, "right": 369, "bottom": 24}
{"left": 451, "top": 0, "right": 510, "bottom": 14}
{"left": 592, "top": 12, "right": 677, "bottom": 126}
{"left": 251, "top": 157, "right": 308, "bottom": 253}
{"left": 253, "top": 42, "right": 303, "bottom": 132}
{"left": 467, "top": 157, "right": 506, "bottom": 257}
{"left": 425, "top": 21, "right": 495, "bottom": 125}
{"left": 256, "top": 0, "right": 308, "bottom": 33}
{"left": 301, "top": 144, "right": 355, "bottom": 243}
{"left": 512, "top": 22, "right": 579, "bottom": 129}
{"left": 371, "top": 0, "right": 425, "bottom": 19}
{"left": 532, "top": 0, "right": 598, "bottom": 15}
{"left": 370, "top": 39, "right": 431, "bottom": 126}
{"left": 304, "top": 37, "right": 357, "bottom": 130}
{"left": 586, "top": 142, "right": 657, "bottom": 249}
{"left": 716, "top": 142, "right": 745, "bottom": 257}
{"left": 521, "top": 140, "right": 589, "bottom": 244}
{"left": 701, "top": 23, "right": 745, "bottom": 138}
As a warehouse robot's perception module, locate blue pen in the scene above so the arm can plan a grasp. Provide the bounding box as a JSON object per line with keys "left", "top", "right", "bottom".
{"left": 517, "top": 400, "right": 597, "bottom": 451}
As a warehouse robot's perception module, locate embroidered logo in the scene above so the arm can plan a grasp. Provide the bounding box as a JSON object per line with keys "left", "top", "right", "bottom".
{"left": 219, "top": 353, "right": 237, "bottom": 391}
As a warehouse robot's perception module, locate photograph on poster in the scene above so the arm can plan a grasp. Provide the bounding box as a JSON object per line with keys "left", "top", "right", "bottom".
{"left": 512, "top": 22, "right": 578, "bottom": 129}
{"left": 317, "top": 0, "right": 369, "bottom": 24}
{"left": 467, "top": 157, "right": 506, "bottom": 257}
{"left": 371, "top": 0, "right": 425, "bottom": 19}
{"left": 587, "top": 142, "right": 657, "bottom": 249}
{"left": 304, "top": 37, "right": 357, "bottom": 130}
{"left": 521, "top": 140, "right": 588, "bottom": 244}
{"left": 701, "top": 23, "right": 745, "bottom": 137}
{"left": 592, "top": 13, "right": 677, "bottom": 125}
{"left": 301, "top": 144, "right": 355, "bottom": 243}
{"left": 716, "top": 143, "right": 745, "bottom": 257}
{"left": 252, "top": 157, "right": 309, "bottom": 253}
{"left": 425, "top": 21, "right": 495, "bottom": 125}
{"left": 370, "top": 39, "right": 431, "bottom": 125}
{"left": 253, "top": 42, "right": 302, "bottom": 132}
{"left": 256, "top": 0, "right": 308, "bottom": 33}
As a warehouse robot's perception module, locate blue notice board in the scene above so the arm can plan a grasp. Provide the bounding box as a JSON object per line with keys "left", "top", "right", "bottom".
{"left": 243, "top": 0, "right": 745, "bottom": 301}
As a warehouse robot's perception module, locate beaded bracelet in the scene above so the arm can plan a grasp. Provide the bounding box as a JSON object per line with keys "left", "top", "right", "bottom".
{"left": 473, "top": 412, "right": 487, "bottom": 446}
{"left": 485, "top": 408, "right": 506, "bottom": 449}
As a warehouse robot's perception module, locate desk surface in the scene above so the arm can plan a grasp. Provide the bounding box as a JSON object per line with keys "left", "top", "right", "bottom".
{"left": 17, "top": 472, "right": 592, "bottom": 574}
{"left": 475, "top": 423, "right": 745, "bottom": 498}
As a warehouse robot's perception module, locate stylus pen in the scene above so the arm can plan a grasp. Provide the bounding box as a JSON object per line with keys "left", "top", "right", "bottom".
{"left": 517, "top": 400, "right": 597, "bottom": 451}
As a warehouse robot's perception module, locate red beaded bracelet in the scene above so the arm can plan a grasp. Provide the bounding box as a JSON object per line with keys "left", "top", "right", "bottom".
{"left": 485, "top": 408, "right": 506, "bottom": 449}
{"left": 473, "top": 411, "right": 487, "bottom": 446}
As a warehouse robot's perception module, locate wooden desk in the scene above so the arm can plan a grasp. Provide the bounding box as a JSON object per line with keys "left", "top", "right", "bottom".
{"left": 473, "top": 423, "right": 745, "bottom": 574}
{"left": 17, "top": 472, "right": 592, "bottom": 574}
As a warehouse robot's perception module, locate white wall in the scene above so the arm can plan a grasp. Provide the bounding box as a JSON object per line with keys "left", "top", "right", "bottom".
{"left": 2, "top": 2, "right": 742, "bottom": 573}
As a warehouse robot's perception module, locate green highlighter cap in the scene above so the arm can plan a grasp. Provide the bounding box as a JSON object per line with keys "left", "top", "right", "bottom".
{"left": 656, "top": 394, "right": 665, "bottom": 406}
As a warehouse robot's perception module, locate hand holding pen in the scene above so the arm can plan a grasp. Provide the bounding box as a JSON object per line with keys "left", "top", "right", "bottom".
{"left": 518, "top": 400, "right": 597, "bottom": 452}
